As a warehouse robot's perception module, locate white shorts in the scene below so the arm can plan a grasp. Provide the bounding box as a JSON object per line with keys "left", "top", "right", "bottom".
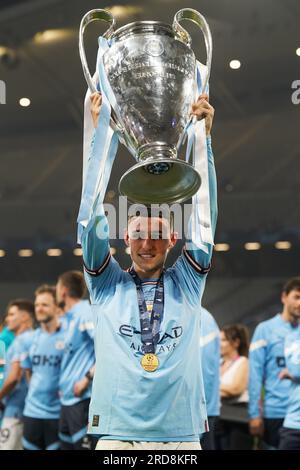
{"left": 96, "top": 440, "right": 201, "bottom": 451}
{"left": 0, "top": 417, "right": 23, "bottom": 450}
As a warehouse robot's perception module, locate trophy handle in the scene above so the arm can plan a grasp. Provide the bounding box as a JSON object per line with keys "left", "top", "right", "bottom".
{"left": 79, "top": 9, "right": 115, "bottom": 94}
{"left": 79, "top": 10, "right": 126, "bottom": 137}
{"left": 173, "top": 8, "right": 212, "bottom": 93}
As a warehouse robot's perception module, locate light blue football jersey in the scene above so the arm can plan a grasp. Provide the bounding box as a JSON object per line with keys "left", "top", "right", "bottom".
{"left": 82, "top": 137, "right": 217, "bottom": 441}
{"left": 283, "top": 329, "right": 300, "bottom": 430}
{"left": 249, "top": 314, "right": 299, "bottom": 418}
{"left": 200, "top": 308, "right": 220, "bottom": 417}
{"left": 59, "top": 300, "right": 95, "bottom": 406}
{"left": 2, "top": 330, "right": 32, "bottom": 419}
{"left": 19, "top": 325, "right": 66, "bottom": 419}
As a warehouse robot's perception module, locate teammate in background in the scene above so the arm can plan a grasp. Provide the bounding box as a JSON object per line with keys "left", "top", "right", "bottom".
{"left": 56, "top": 271, "right": 95, "bottom": 450}
{"left": 200, "top": 308, "right": 220, "bottom": 450}
{"left": 278, "top": 326, "right": 300, "bottom": 450}
{"left": 82, "top": 93, "right": 217, "bottom": 450}
{"left": 0, "top": 299, "right": 34, "bottom": 450}
{"left": 0, "top": 318, "right": 14, "bottom": 351}
{"left": 19, "top": 285, "right": 65, "bottom": 450}
{"left": 249, "top": 277, "right": 300, "bottom": 449}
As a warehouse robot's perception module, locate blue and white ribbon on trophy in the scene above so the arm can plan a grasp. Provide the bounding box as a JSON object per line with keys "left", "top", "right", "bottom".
{"left": 184, "top": 60, "right": 213, "bottom": 252}
{"left": 77, "top": 37, "right": 119, "bottom": 244}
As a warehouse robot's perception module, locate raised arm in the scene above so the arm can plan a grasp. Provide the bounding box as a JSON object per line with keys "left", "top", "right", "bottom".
{"left": 183, "top": 94, "right": 217, "bottom": 270}
{"left": 80, "top": 93, "right": 124, "bottom": 305}
{"left": 170, "top": 96, "right": 217, "bottom": 299}
{"left": 81, "top": 93, "right": 110, "bottom": 274}
{"left": 184, "top": 132, "right": 217, "bottom": 269}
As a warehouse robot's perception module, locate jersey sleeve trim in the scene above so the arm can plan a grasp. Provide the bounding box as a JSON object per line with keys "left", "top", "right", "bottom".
{"left": 183, "top": 247, "right": 211, "bottom": 275}
{"left": 83, "top": 252, "right": 111, "bottom": 277}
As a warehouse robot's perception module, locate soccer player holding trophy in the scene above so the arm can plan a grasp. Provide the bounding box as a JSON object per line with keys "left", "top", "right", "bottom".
{"left": 77, "top": 8, "right": 217, "bottom": 450}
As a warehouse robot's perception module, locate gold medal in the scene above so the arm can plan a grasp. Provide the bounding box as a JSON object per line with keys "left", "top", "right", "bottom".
{"left": 141, "top": 353, "right": 159, "bottom": 372}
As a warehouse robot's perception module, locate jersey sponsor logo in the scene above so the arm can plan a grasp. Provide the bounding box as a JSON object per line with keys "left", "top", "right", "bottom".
{"left": 119, "top": 324, "right": 182, "bottom": 355}
{"left": 119, "top": 324, "right": 183, "bottom": 341}
{"left": 159, "top": 327, "right": 183, "bottom": 342}
{"left": 130, "top": 342, "right": 177, "bottom": 353}
{"left": 119, "top": 325, "right": 140, "bottom": 337}
{"left": 32, "top": 354, "right": 62, "bottom": 367}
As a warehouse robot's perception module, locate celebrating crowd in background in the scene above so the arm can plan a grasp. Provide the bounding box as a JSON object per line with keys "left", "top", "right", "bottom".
{"left": 1, "top": 274, "right": 300, "bottom": 450}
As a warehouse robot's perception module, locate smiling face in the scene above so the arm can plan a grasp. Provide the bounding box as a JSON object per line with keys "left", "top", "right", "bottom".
{"left": 124, "top": 216, "right": 177, "bottom": 279}
{"left": 35, "top": 292, "right": 57, "bottom": 324}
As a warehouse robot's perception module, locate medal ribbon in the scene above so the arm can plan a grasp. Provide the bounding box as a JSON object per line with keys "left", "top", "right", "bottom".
{"left": 129, "top": 268, "right": 164, "bottom": 355}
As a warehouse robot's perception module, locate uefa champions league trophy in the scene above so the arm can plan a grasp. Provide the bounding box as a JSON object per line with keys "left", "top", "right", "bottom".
{"left": 79, "top": 8, "right": 212, "bottom": 205}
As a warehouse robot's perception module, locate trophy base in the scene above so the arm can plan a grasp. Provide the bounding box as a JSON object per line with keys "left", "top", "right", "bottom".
{"left": 119, "top": 158, "right": 201, "bottom": 205}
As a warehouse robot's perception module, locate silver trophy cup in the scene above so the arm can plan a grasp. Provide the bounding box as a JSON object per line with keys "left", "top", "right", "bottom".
{"left": 79, "top": 8, "right": 212, "bottom": 205}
